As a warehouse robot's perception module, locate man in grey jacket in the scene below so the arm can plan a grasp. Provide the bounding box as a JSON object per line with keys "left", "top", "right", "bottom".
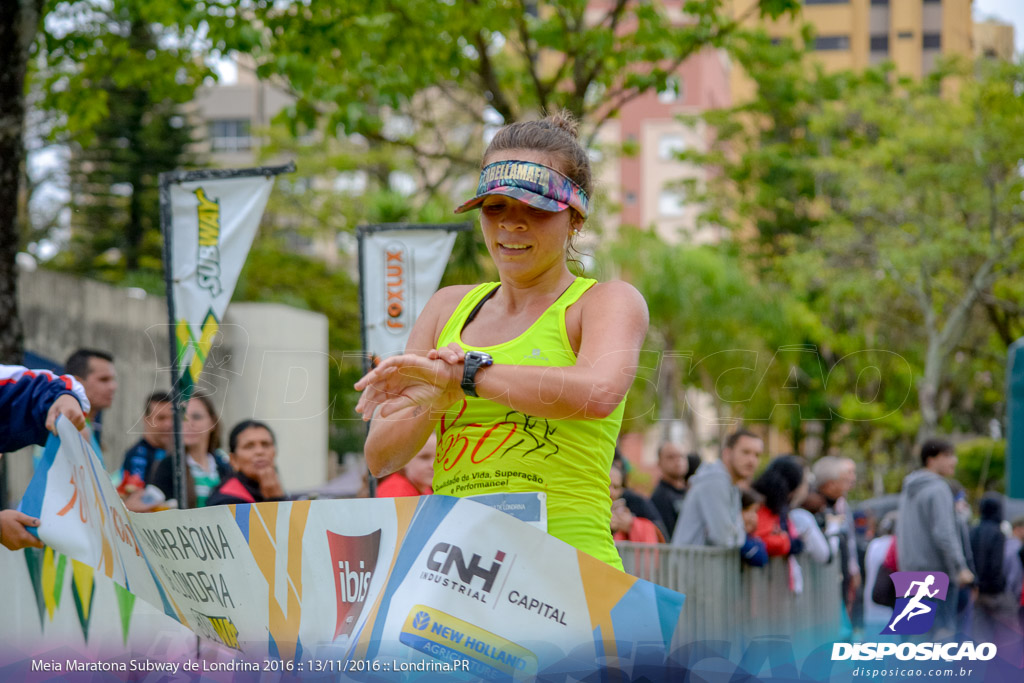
{"left": 896, "top": 438, "right": 975, "bottom": 637}
{"left": 672, "top": 429, "right": 762, "bottom": 548}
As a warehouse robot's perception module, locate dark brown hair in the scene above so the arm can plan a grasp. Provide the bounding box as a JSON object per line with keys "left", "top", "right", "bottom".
{"left": 189, "top": 393, "right": 222, "bottom": 453}
{"left": 483, "top": 110, "right": 593, "bottom": 214}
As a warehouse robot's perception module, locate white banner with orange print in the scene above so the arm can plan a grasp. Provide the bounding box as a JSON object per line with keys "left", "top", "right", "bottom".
{"left": 359, "top": 226, "right": 462, "bottom": 362}
{"left": 18, "top": 418, "right": 684, "bottom": 678}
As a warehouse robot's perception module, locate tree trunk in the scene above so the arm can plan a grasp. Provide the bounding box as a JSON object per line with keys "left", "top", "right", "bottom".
{"left": 0, "top": 0, "right": 42, "bottom": 364}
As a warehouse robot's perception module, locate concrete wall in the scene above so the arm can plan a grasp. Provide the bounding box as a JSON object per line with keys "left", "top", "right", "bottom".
{"left": 10, "top": 268, "right": 328, "bottom": 498}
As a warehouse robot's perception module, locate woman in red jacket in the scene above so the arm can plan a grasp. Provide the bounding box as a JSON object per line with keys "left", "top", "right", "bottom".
{"left": 752, "top": 455, "right": 809, "bottom": 557}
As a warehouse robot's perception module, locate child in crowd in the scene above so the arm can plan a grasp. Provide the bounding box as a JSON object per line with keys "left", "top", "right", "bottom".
{"left": 741, "top": 489, "right": 768, "bottom": 567}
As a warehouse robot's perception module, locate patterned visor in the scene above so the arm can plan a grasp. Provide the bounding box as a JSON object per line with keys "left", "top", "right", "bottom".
{"left": 454, "top": 160, "right": 589, "bottom": 218}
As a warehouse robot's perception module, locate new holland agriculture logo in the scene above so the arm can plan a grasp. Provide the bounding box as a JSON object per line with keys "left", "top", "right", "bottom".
{"left": 831, "top": 572, "right": 996, "bottom": 662}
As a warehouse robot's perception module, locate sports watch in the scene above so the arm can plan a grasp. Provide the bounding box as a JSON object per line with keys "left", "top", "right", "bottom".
{"left": 461, "top": 351, "right": 494, "bottom": 397}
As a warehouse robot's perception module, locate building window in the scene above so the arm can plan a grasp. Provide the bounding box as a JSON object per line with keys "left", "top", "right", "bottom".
{"left": 814, "top": 35, "right": 850, "bottom": 51}
{"left": 658, "top": 134, "right": 686, "bottom": 160}
{"left": 922, "top": 0, "right": 941, "bottom": 4}
{"left": 870, "top": 0, "right": 889, "bottom": 5}
{"left": 897, "top": 31, "right": 913, "bottom": 40}
{"left": 870, "top": 35, "right": 889, "bottom": 52}
{"left": 658, "top": 189, "right": 686, "bottom": 217}
{"left": 209, "top": 119, "right": 251, "bottom": 152}
{"left": 657, "top": 76, "right": 683, "bottom": 104}
{"left": 922, "top": 33, "right": 941, "bottom": 49}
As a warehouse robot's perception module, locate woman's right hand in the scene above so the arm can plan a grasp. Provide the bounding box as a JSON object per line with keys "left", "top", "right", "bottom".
{"left": 354, "top": 353, "right": 464, "bottom": 420}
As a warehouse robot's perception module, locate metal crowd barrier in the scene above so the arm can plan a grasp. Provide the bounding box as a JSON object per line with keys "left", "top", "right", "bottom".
{"left": 615, "top": 542, "right": 843, "bottom": 644}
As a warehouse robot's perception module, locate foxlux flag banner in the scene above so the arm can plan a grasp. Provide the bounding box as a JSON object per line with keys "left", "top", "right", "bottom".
{"left": 18, "top": 418, "right": 685, "bottom": 678}
{"left": 166, "top": 167, "right": 289, "bottom": 395}
{"left": 359, "top": 225, "right": 469, "bottom": 363}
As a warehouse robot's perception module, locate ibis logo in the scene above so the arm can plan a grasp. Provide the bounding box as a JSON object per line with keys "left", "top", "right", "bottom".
{"left": 327, "top": 529, "right": 382, "bottom": 640}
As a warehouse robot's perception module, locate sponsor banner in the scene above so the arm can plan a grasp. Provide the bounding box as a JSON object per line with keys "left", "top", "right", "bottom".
{"left": 168, "top": 172, "right": 278, "bottom": 394}
{"left": 13, "top": 417, "right": 684, "bottom": 678}
{"left": 359, "top": 227, "right": 461, "bottom": 361}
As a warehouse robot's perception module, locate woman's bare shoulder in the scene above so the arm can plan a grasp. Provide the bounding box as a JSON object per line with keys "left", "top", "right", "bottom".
{"left": 582, "top": 279, "right": 648, "bottom": 313}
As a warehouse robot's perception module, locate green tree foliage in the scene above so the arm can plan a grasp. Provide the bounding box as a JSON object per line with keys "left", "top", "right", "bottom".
{"left": 205, "top": 0, "right": 798, "bottom": 189}
{"left": 955, "top": 438, "right": 1005, "bottom": 495}
{"left": 37, "top": 0, "right": 210, "bottom": 279}
{"left": 689, "top": 43, "right": 1024, "bottom": 461}
{"left": 605, "top": 226, "right": 838, "bottom": 451}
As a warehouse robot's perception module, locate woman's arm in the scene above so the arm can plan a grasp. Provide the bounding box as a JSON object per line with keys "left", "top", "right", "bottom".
{"left": 359, "top": 281, "right": 649, "bottom": 422}
{"left": 359, "top": 286, "right": 471, "bottom": 478}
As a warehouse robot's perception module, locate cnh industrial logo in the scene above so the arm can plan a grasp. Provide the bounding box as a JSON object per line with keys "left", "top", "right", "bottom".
{"left": 832, "top": 572, "right": 996, "bottom": 662}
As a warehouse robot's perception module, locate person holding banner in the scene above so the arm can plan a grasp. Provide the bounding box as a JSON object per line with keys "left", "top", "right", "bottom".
{"left": 356, "top": 112, "right": 648, "bottom": 570}
{"left": 0, "top": 364, "right": 90, "bottom": 550}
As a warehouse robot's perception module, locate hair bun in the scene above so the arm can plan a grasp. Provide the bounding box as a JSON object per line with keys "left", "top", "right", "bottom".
{"left": 545, "top": 109, "right": 580, "bottom": 140}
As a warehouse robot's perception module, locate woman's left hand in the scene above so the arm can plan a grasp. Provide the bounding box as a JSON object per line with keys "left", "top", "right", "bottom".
{"left": 355, "top": 352, "right": 463, "bottom": 420}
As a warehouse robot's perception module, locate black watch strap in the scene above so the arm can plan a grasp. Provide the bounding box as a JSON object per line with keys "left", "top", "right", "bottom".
{"left": 461, "top": 351, "right": 494, "bottom": 397}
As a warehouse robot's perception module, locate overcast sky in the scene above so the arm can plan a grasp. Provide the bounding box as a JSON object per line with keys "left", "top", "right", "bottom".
{"left": 974, "top": 0, "right": 1024, "bottom": 55}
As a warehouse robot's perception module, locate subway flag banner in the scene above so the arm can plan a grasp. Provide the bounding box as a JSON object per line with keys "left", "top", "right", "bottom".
{"left": 165, "top": 168, "right": 287, "bottom": 396}
{"left": 15, "top": 418, "right": 685, "bottom": 678}
{"left": 359, "top": 225, "right": 469, "bottom": 364}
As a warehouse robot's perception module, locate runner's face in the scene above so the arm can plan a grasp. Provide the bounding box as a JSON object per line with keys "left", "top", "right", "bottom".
{"left": 478, "top": 149, "right": 576, "bottom": 281}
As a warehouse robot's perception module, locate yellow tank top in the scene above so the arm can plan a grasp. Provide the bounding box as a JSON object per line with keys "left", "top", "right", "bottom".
{"left": 434, "top": 277, "right": 625, "bottom": 569}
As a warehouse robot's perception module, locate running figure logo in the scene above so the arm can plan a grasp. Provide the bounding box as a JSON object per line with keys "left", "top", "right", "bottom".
{"left": 883, "top": 571, "right": 950, "bottom": 635}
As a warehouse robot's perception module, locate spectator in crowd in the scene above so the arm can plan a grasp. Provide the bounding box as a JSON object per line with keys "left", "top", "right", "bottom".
{"left": 650, "top": 442, "right": 688, "bottom": 539}
{"left": 1006, "top": 516, "right": 1024, "bottom": 636}
{"left": 609, "top": 459, "right": 663, "bottom": 543}
{"left": 0, "top": 364, "right": 89, "bottom": 551}
{"left": 789, "top": 480, "right": 835, "bottom": 565}
{"left": 950, "top": 481, "right": 978, "bottom": 625}
{"left": 672, "top": 429, "right": 763, "bottom": 548}
{"left": 376, "top": 434, "right": 436, "bottom": 497}
{"left": 740, "top": 489, "right": 768, "bottom": 567}
{"left": 64, "top": 348, "right": 117, "bottom": 442}
{"left": 863, "top": 511, "right": 898, "bottom": 632}
{"left": 686, "top": 453, "right": 702, "bottom": 485}
{"left": 896, "top": 438, "right": 974, "bottom": 638}
{"left": 970, "top": 493, "right": 1015, "bottom": 644}
{"left": 117, "top": 391, "right": 173, "bottom": 498}
{"left": 206, "top": 420, "right": 285, "bottom": 506}
{"left": 147, "top": 394, "right": 232, "bottom": 508}
{"left": 812, "top": 456, "right": 861, "bottom": 612}
{"left": 751, "top": 455, "right": 808, "bottom": 558}
{"left": 1005, "top": 517, "right": 1024, "bottom": 616}
{"left": 612, "top": 449, "right": 668, "bottom": 539}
